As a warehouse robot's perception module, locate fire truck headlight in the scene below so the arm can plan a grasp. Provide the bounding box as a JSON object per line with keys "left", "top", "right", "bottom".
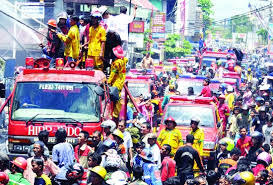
{"left": 13, "top": 145, "right": 23, "bottom": 151}
{"left": 23, "top": 145, "right": 30, "bottom": 152}
{"left": 203, "top": 141, "right": 215, "bottom": 150}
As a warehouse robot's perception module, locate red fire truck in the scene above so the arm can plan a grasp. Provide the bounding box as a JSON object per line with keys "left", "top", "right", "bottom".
{"left": 1, "top": 58, "right": 116, "bottom": 157}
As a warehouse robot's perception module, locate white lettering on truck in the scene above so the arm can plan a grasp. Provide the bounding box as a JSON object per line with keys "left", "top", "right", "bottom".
{"left": 28, "top": 125, "right": 81, "bottom": 136}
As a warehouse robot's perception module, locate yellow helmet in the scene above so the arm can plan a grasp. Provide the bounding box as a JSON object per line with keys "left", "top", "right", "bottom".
{"left": 112, "top": 129, "right": 124, "bottom": 140}
{"left": 91, "top": 166, "right": 107, "bottom": 179}
{"left": 239, "top": 171, "right": 255, "bottom": 185}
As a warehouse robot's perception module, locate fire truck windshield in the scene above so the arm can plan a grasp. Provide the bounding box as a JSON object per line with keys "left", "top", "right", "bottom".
{"left": 164, "top": 105, "right": 214, "bottom": 127}
{"left": 128, "top": 83, "right": 150, "bottom": 97}
{"left": 11, "top": 82, "right": 100, "bottom": 122}
{"left": 202, "top": 57, "right": 227, "bottom": 67}
{"left": 177, "top": 80, "right": 203, "bottom": 95}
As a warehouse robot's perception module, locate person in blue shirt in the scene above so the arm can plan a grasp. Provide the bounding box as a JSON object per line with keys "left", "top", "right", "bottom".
{"left": 52, "top": 128, "right": 74, "bottom": 168}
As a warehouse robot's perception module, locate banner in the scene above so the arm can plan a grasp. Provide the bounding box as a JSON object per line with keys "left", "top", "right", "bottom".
{"left": 152, "top": 12, "right": 166, "bottom": 33}
{"left": 129, "top": 21, "right": 145, "bottom": 33}
{"left": 180, "top": 0, "right": 186, "bottom": 35}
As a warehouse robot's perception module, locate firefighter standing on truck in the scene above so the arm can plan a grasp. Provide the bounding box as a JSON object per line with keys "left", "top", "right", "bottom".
{"left": 85, "top": 10, "right": 106, "bottom": 71}
{"left": 57, "top": 15, "right": 80, "bottom": 63}
{"left": 107, "top": 45, "right": 128, "bottom": 121}
{"left": 40, "top": 19, "right": 64, "bottom": 68}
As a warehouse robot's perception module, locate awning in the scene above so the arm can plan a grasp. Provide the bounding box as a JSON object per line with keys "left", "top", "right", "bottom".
{"left": 124, "top": 0, "right": 158, "bottom": 10}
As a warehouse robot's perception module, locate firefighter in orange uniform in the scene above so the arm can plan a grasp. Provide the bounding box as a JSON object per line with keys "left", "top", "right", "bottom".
{"left": 107, "top": 45, "right": 128, "bottom": 119}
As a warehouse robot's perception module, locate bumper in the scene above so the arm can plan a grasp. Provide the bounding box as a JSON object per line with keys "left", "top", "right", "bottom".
{"left": 7, "top": 152, "right": 28, "bottom": 159}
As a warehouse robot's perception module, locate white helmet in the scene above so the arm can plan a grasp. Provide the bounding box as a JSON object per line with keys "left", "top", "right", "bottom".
{"left": 259, "top": 84, "right": 270, "bottom": 91}
{"left": 57, "top": 12, "right": 68, "bottom": 20}
{"left": 101, "top": 120, "right": 116, "bottom": 132}
{"left": 227, "top": 85, "right": 234, "bottom": 92}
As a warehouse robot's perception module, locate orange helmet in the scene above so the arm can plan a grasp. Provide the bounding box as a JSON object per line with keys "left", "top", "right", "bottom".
{"left": 11, "top": 157, "right": 27, "bottom": 170}
{"left": 48, "top": 19, "right": 57, "bottom": 28}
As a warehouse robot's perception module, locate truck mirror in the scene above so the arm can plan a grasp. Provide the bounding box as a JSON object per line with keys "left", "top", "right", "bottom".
{"left": 94, "top": 86, "right": 104, "bottom": 96}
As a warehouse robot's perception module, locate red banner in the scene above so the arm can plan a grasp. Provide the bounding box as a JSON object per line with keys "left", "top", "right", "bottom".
{"left": 129, "top": 21, "right": 145, "bottom": 33}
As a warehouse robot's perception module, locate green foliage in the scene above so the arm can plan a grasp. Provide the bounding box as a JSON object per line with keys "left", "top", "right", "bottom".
{"left": 231, "top": 15, "right": 253, "bottom": 33}
{"left": 0, "top": 58, "right": 4, "bottom": 69}
{"left": 164, "top": 34, "right": 192, "bottom": 59}
{"left": 257, "top": 28, "right": 268, "bottom": 44}
{"left": 198, "top": 0, "right": 214, "bottom": 32}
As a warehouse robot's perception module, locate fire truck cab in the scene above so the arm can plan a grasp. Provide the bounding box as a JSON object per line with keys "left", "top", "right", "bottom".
{"left": 4, "top": 58, "right": 114, "bottom": 157}
{"left": 160, "top": 96, "right": 223, "bottom": 169}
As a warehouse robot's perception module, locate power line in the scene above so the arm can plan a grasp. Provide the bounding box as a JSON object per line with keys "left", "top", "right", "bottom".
{"left": 176, "top": 4, "right": 273, "bottom": 31}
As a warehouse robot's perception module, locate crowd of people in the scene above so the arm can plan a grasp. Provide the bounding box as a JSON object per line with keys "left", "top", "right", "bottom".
{"left": 1, "top": 2, "right": 273, "bottom": 185}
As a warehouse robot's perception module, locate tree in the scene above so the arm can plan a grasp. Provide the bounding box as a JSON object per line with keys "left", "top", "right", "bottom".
{"left": 164, "top": 34, "right": 192, "bottom": 59}
{"left": 142, "top": 29, "right": 154, "bottom": 55}
{"left": 198, "top": 0, "right": 214, "bottom": 33}
{"left": 257, "top": 28, "right": 268, "bottom": 45}
{"left": 231, "top": 15, "right": 253, "bottom": 33}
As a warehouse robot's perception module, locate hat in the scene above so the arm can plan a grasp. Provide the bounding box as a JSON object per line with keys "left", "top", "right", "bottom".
{"left": 113, "top": 45, "right": 124, "bottom": 59}
{"left": 106, "top": 171, "right": 128, "bottom": 185}
{"left": 147, "top": 133, "right": 157, "bottom": 139}
{"left": 165, "top": 116, "right": 176, "bottom": 123}
{"left": 139, "top": 148, "right": 153, "bottom": 162}
{"left": 99, "top": 6, "right": 108, "bottom": 15}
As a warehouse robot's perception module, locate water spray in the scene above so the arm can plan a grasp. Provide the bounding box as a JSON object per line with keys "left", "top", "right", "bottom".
{"left": 0, "top": 10, "right": 47, "bottom": 38}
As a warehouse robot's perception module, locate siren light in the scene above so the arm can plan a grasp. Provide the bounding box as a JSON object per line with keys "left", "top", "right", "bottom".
{"left": 85, "top": 58, "right": 94, "bottom": 70}
{"left": 55, "top": 58, "right": 64, "bottom": 70}
{"left": 25, "top": 57, "right": 34, "bottom": 69}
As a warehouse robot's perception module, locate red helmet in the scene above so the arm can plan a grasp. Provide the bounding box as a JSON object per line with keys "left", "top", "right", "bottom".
{"left": 0, "top": 172, "right": 9, "bottom": 184}
{"left": 112, "top": 45, "right": 124, "bottom": 59}
{"left": 165, "top": 116, "right": 176, "bottom": 124}
{"left": 47, "top": 19, "right": 57, "bottom": 28}
{"left": 11, "top": 157, "right": 27, "bottom": 170}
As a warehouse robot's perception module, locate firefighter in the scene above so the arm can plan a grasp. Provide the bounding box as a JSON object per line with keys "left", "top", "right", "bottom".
{"left": 157, "top": 116, "right": 183, "bottom": 156}
{"left": 8, "top": 157, "right": 30, "bottom": 185}
{"left": 57, "top": 15, "right": 80, "bottom": 64}
{"left": 107, "top": 45, "right": 128, "bottom": 120}
{"left": 87, "top": 166, "right": 107, "bottom": 185}
{"left": 40, "top": 19, "right": 64, "bottom": 68}
{"left": 190, "top": 117, "right": 204, "bottom": 156}
{"left": 85, "top": 10, "right": 106, "bottom": 71}
{"left": 57, "top": 12, "right": 69, "bottom": 35}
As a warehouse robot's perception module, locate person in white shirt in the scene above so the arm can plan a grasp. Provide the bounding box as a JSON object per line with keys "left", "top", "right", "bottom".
{"left": 262, "top": 117, "right": 273, "bottom": 145}
{"left": 147, "top": 133, "right": 161, "bottom": 168}
{"left": 112, "top": 5, "right": 137, "bottom": 56}
{"left": 118, "top": 120, "right": 134, "bottom": 167}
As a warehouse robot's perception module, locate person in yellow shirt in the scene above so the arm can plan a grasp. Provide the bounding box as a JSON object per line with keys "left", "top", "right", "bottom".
{"left": 107, "top": 45, "right": 128, "bottom": 119}
{"left": 190, "top": 117, "right": 205, "bottom": 176}
{"left": 57, "top": 15, "right": 80, "bottom": 64}
{"left": 225, "top": 85, "right": 235, "bottom": 111}
{"left": 86, "top": 11, "right": 106, "bottom": 71}
{"left": 157, "top": 116, "right": 183, "bottom": 156}
{"left": 246, "top": 68, "right": 253, "bottom": 83}
{"left": 190, "top": 117, "right": 204, "bottom": 156}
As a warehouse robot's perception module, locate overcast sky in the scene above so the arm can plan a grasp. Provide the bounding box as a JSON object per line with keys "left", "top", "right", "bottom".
{"left": 211, "top": 0, "right": 250, "bottom": 20}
